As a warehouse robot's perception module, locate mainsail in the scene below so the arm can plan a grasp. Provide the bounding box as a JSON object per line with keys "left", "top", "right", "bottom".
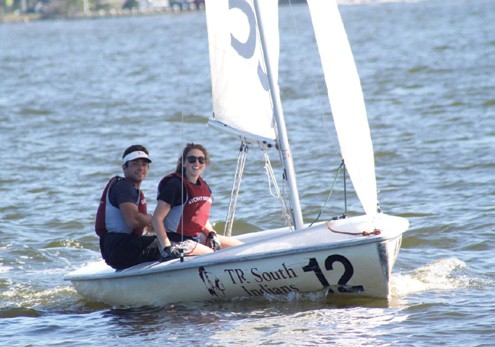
{"left": 307, "top": 0, "right": 379, "bottom": 216}
{"left": 205, "top": 0, "right": 378, "bottom": 218}
{"left": 205, "top": 0, "right": 279, "bottom": 143}
{"left": 205, "top": 0, "right": 304, "bottom": 229}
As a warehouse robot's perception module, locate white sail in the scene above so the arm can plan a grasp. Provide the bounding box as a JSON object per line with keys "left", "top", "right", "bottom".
{"left": 205, "top": 0, "right": 279, "bottom": 143}
{"left": 307, "top": 0, "right": 378, "bottom": 216}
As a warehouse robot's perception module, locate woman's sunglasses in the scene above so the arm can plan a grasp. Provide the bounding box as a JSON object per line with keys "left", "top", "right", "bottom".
{"left": 186, "top": 156, "right": 206, "bottom": 164}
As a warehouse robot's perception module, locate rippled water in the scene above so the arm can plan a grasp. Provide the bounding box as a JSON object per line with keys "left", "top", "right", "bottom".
{"left": 1, "top": 0, "right": 494, "bottom": 346}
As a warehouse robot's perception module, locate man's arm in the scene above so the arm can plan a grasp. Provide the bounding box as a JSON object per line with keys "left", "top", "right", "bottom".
{"left": 120, "top": 202, "right": 152, "bottom": 229}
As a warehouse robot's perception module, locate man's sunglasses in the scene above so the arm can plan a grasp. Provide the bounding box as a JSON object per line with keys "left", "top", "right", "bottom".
{"left": 186, "top": 156, "right": 206, "bottom": 164}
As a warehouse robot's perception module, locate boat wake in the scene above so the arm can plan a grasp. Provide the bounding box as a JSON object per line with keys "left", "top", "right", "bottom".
{"left": 390, "top": 257, "right": 488, "bottom": 298}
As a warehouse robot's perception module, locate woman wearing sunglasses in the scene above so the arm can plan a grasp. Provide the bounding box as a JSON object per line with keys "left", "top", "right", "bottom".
{"left": 152, "top": 143, "right": 243, "bottom": 259}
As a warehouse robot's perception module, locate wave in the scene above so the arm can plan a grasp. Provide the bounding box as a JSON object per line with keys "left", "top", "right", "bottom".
{"left": 390, "top": 257, "right": 489, "bottom": 298}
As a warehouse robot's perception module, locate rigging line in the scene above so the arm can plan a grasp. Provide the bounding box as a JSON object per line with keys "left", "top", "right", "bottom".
{"left": 178, "top": 1, "right": 186, "bottom": 262}
{"left": 262, "top": 146, "right": 293, "bottom": 230}
{"left": 223, "top": 141, "right": 248, "bottom": 237}
{"left": 287, "top": 0, "right": 332, "bottom": 137}
{"left": 343, "top": 159, "right": 347, "bottom": 216}
{"left": 309, "top": 160, "right": 344, "bottom": 227}
{"left": 271, "top": 141, "right": 293, "bottom": 229}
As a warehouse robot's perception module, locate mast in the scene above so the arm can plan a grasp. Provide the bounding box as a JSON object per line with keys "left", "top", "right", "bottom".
{"left": 253, "top": 0, "right": 304, "bottom": 230}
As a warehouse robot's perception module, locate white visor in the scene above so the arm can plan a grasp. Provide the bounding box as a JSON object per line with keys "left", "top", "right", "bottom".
{"left": 122, "top": 151, "right": 152, "bottom": 164}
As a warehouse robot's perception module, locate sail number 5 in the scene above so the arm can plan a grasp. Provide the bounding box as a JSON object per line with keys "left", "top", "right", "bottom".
{"left": 303, "top": 255, "right": 364, "bottom": 293}
{"left": 229, "top": 0, "right": 270, "bottom": 91}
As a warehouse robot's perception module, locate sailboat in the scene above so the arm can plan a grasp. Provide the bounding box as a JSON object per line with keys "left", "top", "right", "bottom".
{"left": 64, "top": 0, "right": 408, "bottom": 307}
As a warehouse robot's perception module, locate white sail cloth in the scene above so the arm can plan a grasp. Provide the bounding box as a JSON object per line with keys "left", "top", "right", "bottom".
{"left": 307, "top": 0, "right": 378, "bottom": 216}
{"left": 205, "top": 0, "right": 279, "bottom": 143}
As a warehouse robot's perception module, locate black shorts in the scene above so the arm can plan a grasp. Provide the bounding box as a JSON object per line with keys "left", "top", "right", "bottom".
{"left": 99, "top": 232, "right": 161, "bottom": 270}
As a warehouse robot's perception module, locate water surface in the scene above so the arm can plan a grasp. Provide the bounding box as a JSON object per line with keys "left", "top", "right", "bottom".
{"left": 0, "top": 0, "right": 494, "bottom": 346}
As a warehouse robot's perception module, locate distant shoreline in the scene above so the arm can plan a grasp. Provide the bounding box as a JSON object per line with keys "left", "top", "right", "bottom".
{"left": 0, "top": 7, "right": 195, "bottom": 24}
{"left": 0, "top": 0, "right": 392, "bottom": 24}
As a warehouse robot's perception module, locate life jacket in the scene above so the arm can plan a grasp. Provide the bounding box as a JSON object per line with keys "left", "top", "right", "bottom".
{"left": 157, "top": 172, "right": 212, "bottom": 238}
{"left": 95, "top": 176, "right": 147, "bottom": 237}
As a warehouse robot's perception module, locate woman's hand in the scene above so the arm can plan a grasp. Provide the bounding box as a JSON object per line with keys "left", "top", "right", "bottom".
{"left": 207, "top": 232, "right": 222, "bottom": 251}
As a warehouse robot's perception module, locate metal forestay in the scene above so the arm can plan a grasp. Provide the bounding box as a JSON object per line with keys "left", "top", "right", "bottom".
{"left": 309, "top": 160, "right": 345, "bottom": 227}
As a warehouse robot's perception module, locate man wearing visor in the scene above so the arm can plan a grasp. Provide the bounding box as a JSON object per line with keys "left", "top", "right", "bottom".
{"left": 96, "top": 144, "right": 161, "bottom": 270}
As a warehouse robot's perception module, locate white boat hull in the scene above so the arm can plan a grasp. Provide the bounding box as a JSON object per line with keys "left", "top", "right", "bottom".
{"left": 65, "top": 214, "right": 408, "bottom": 307}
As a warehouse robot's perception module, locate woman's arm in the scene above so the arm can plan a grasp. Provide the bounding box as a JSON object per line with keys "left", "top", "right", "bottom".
{"left": 203, "top": 220, "right": 216, "bottom": 234}
{"left": 152, "top": 200, "right": 172, "bottom": 249}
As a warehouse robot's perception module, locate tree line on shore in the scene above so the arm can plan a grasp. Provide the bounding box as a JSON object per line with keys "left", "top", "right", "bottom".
{"left": 0, "top": 0, "right": 204, "bottom": 21}
{"left": 0, "top": 0, "right": 307, "bottom": 22}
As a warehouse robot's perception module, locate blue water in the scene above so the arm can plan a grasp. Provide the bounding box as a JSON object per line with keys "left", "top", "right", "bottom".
{"left": 1, "top": 0, "right": 494, "bottom": 346}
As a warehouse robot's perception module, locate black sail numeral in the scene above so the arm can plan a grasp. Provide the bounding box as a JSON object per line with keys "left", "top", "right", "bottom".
{"left": 303, "top": 255, "right": 364, "bottom": 293}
